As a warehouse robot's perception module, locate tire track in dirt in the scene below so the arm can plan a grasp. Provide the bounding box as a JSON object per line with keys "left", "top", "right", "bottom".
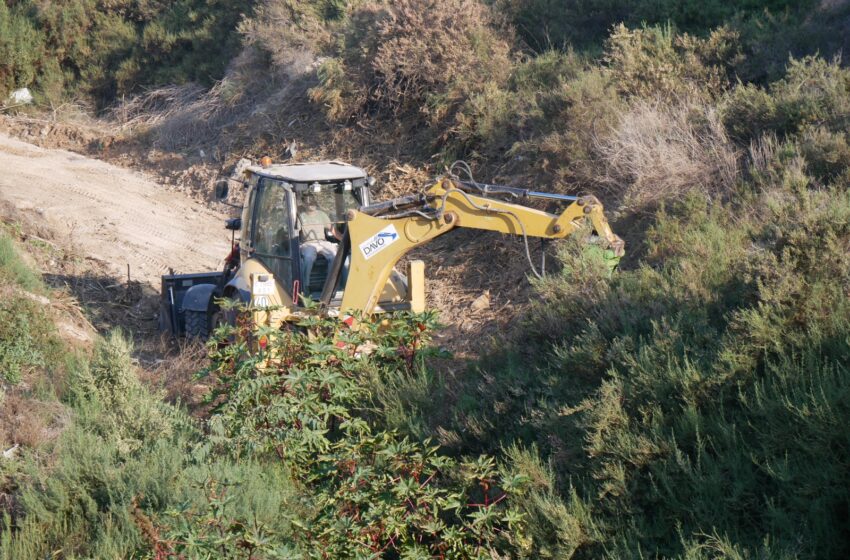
{"left": 58, "top": 179, "right": 211, "bottom": 259}
{"left": 0, "top": 132, "right": 231, "bottom": 287}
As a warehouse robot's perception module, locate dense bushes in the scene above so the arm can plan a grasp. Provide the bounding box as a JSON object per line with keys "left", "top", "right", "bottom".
{"left": 309, "top": 0, "right": 513, "bottom": 137}
{"left": 443, "top": 21, "right": 745, "bottom": 191}
{"left": 4, "top": 2, "right": 850, "bottom": 558}
{"left": 0, "top": 2, "right": 42, "bottom": 101}
{"left": 603, "top": 24, "right": 742, "bottom": 100}
{"left": 153, "top": 309, "right": 531, "bottom": 558}
{"left": 1, "top": 332, "right": 198, "bottom": 559}
{"left": 4, "top": 0, "right": 848, "bottom": 120}
{"left": 0, "top": 233, "right": 184, "bottom": 557}
{"left": 0, "top": 0, "right": 252, "bottom": 106}
{"left": 376, "top": 182, "right": 850, "bottom": 558}
{"left": 108, "top": 0, "right": 850, "bottom": 177}
{"left": 492, "top": 0, "right": 816, "bottom": 52}
{"left": 1, "top": 296, "right": 537, "bottom": 558}
{"left": 722, "top": 56, "right": 850, "bottom": 142}
{"left": 369, "top": 70, "right": 850, "bottom": 555}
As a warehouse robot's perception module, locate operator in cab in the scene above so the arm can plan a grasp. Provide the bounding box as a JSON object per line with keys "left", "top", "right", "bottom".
{"left": 298, "top": 192, "right": 340, "bottom": 287}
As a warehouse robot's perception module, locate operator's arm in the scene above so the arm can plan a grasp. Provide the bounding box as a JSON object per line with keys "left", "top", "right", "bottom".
{"left": 317, "top": 210, "right": 345, "bottom": 242}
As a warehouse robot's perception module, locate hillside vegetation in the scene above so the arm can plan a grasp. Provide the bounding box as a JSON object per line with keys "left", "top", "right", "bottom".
{"left": 0, "top": 0, "right": 248, "bottom": 107}
{"left": 2, "top": 0, "right": 850, "bottom": 558}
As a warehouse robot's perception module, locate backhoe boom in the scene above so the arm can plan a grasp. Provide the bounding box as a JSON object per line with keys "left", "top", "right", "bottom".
{"left": 334, "top": 178, "right": 624, "bottom": 314}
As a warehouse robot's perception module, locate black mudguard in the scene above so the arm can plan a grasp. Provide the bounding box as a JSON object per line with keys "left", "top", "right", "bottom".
{"left": 183, "top": 283, "right": 218, "bottom": 312}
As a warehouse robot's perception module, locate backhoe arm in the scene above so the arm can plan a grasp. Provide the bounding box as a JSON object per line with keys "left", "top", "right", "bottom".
{"left": 337, "top": 178, "right": 624, "bottom": 314}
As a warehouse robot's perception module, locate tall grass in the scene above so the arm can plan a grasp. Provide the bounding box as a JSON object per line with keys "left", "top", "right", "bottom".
{"left": 0, "top": 234, "right": 44, "bottom": 293}
{"left": 0, "top": 233, "right": 60, "bottom": 386}
{"left": 1, "top": 329, "right": 242, "bottom": 559}
{"left": 595, "top": 100, "right": 739, "bottom": 206}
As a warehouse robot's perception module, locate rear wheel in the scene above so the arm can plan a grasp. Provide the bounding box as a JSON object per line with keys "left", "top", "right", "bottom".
{"left": 184, "top": 309, "right": 211, "bottom": 339}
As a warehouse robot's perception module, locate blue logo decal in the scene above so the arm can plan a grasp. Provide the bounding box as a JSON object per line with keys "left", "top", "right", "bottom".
{"left": 377, "top": 232, "right": 398, "bottom": 240}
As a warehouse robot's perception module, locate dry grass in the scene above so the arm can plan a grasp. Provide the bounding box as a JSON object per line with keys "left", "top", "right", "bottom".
{"left": 595, "top": 99, "right": 740, "bottom": 208}
{"left": 0, "top": 393, "right": 69, "bottom": 449}
{"left": 140, "top": 338, "right": 209, "bottom": 409}
{"left": 111, "top": 45, "right": 324, "bottom": 158}
{"left": 113, "top": 82, "right": 247, "bottom": 151}
{"left": 747, "top": 133, "right": 781, "bottom": 178}
{"left": 238, "top": 0, "right": 335, "bottom": 74}
{"left": 745, "top": 132, "right": 813, "bottom": 193}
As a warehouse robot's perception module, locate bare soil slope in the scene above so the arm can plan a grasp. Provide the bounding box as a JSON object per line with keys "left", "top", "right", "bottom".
{"left": 0, "top": 132, "right": 230, "bottom": 287}
{"left": 0, "top": 125, "right": 532, "bottom": 359}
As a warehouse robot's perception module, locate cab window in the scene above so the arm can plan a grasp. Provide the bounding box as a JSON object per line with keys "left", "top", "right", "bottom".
{"left": 240, "top": 174, "right": 259, "bottom": 249}
{"left": 251, "top": 178, "right": 293, "bottom": 288}
{"left": 295, "top": 185, "right": 362, "bottom": 236}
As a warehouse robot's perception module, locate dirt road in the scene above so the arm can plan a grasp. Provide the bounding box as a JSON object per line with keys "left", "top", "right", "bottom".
{"left": 0, "top": 132, "right": 230, "bottom": 287}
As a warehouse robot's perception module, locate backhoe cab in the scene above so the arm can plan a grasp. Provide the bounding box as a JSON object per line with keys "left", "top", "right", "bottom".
{"left": 160, "top": 160, "right": 624, "bottom": 338}
{"left": 162, "top": 161, "right": 405, "bottom": 337}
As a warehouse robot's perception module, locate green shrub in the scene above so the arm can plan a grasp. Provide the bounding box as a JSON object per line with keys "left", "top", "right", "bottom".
{"left": 127, "top": 0, "right": 250, "bottom": 91}
{"left": 0, "top": 234, "right": 44, "bottom": 293}
{"left": 722, "top": 56, "right": 850, "bottom": 142}
{"left": 309, "top": 0, "right": 514, "bottom": 137}
{"left": 0, "top": 0, "right": 252, "bottom": 107}
{"left": 492, "top": 0, "right": 814, "bottom": 52}
{"left": 732, "top": 4, "right": 850, "bottom": 84}
{"left": 3, "top": 420, "right": 189, "bottom": 559}
{"left": 0, "top": 329, "right": 198, "bottom": 559}
{"left": 70, "top": 330, "right": 174, "bottom": 454}
{"left": 798, "top": 127, "right": 850, "bottom": 184}
{"left": 0, "top": 2, "right": 43, "bottom": 100}
{"left": 390, "top": 166, "right": 850, "bottom": 557}
{"left": 604, "top": 23, "right": 742, "bottom": 100}
{"left": 161, "top": 309, "right": 531, "bottom": 558}
{"left": 479, "top": 60, "right": 623, "bottom": 187}
{"left": 148, "top": 462, "right": 302, "bottom": 559}
{"left": 0, "top": 235, "right": 61, "bottom": 386}
{"left": 0, "top": 298, "right": 58, "bottom": 385}
{"left": 448, "top": 49, "right": 591, "bottom": 160}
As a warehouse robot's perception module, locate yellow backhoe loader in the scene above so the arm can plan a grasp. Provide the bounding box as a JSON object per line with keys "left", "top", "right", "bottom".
{"left": 160, "top": 160, "right": 624, "bottom": 337}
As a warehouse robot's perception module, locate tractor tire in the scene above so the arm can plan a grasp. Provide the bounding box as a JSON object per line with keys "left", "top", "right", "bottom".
{"left": 184, "top": 309, "right": 211, "bottom": 339}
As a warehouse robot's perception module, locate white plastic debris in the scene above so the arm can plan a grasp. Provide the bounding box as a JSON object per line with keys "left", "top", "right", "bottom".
{"left": 8, "top": 88, "right": 33, "bottom": 105}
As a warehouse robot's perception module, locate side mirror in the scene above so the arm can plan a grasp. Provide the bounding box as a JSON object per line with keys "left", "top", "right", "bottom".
{"left": 225, "top": 217, "right": 242, "bottom": 231}
{"left": 214, "top": 179, "right": 229, "bottom": 201}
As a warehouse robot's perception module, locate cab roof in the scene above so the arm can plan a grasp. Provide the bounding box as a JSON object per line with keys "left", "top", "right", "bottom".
{"left": 246, "top": 160, "right": 368, "bottom": 183}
